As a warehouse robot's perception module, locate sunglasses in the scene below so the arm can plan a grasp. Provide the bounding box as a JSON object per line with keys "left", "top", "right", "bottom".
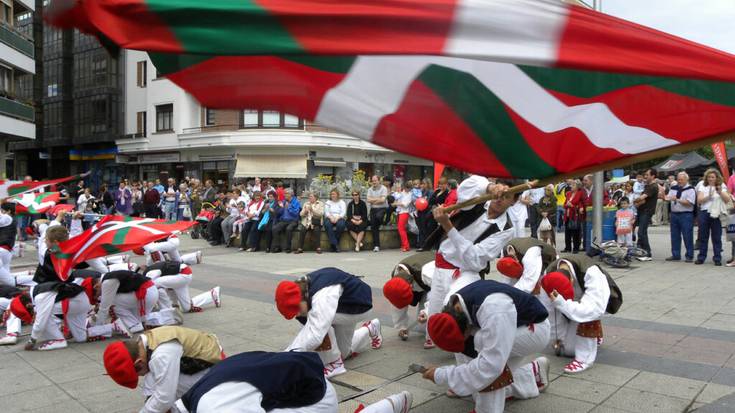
{"left": 352, "top": 194, "right": 359, "bottom": 196}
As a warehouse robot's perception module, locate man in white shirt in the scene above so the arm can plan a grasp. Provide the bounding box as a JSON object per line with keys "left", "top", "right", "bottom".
{"left": 666, "top": 172, "right": 696, "bottom": 262}
{"left": 0, "top": 203, "right": 18, "bottom": 287}
{"left": 367, "top": 176, "right": 389, "bottom": 252}
{"left": 526, "top": 187, "right": 546, "bottom": 239}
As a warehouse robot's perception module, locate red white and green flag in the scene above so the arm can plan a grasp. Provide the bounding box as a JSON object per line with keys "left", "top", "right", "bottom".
{"left": 0, "top": 173, "right": 87, "bottom": 199}
{"left": 50, "top": 215, "right": 196, "bottom": 280}
{"left": 48, "top": 0, "right": 735, "bottom": 179}
{"left": 11, "top": 192, "right": 60, "bottom": 215}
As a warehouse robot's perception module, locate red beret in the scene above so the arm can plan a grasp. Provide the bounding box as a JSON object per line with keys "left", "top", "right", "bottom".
{"left": 9, "top": 295, "right": 33, "bottom": 324}
{"left": 496, "top": 257, "right": 523, "bottom": 278}
{"left": 541, "top": 272, "right": 575, "bottom": 300}
{"left": 428, "top": 313, "right": 465, "bottom": 353}
{"left": 275, "top": 281, "right": 302, "bottom": 320}
{"left": 81, "top": 277, "right": 96, "bottom": 305}
{"left": 132, "top": 247, "right": 146, "bottom": 256}
{"left": 103, "top": 341, "right": 138, "bottom": 389}
{"left": 383, "top": 277, "right": 413, "bottom": 309}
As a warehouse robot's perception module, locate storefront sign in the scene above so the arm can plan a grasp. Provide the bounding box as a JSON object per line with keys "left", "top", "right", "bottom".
{"left": 139, "top": 153, "right": 180, "bottom": 164}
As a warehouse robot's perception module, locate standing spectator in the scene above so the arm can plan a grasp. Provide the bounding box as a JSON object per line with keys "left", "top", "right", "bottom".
{"left": 162, "top": 178, "right": 178, "bottom": 220}
{"left": 653, "top": 177, "right": 668, "bottom": 226}
{"left": 296, "top": 192, "right": 324, "bottom": 254}
{"left": 527, "top": 186, "right": 545, "bottom": 238}
{"left": 415, "top": 178, "right": 433, "bottom": 249}
{"left": 177, "top": 183, "right": 192, "bottom": 221}
{"left": 323, "top": 189, "right": 347, "bottom": 253}
{"left": 143, "top": 181, "right": 160, "bottom": 218}
{"left": 393, "top": 183, "right": 412, "bottom": 252}
{"left": 202, "top": 179, "right": 216, "bottom": 205}
{"left": 633, "top": 168, "right": 659, "bottom": 260}
{"left": 554, "top": 180, "right": 571, "bottom": 232}
{"left": 563, "top": 180, "right": 585, "bottom": 253}
{"left": 272, "top": 189, "right": 301, "bottom": 253}
{"left": 153, "top": 178, "right": 164, "bottom": 194}
{"left": 367, "top": 175, "right": 388, "bottom": 252}
{"left": 666, "top": 172, "right": 695, "bottom": 262}
{"left": 507, "top": 190, "right": 530, "bottom": 238}
{"left": 221, "top": 190, "right": 241, "bottom": 246}
{"left": 240, "top": 192, "right": 265, "bottom": 252}
{"left": 346, "top": 190, "right": 368, "bottom": 252}
{"left": 536, "top": 185, "right": 557, "bottom": 247}
{"left": 130, "top": 182, "right": 143, "bottom": 217}
{"left": 420, "top": 177, "right": 448, "bottom": 250}
{"left": 261, "top": 179, "right": 276, "bottom": 198}
{"left": 250, "top": 177, "right": 262, "bottom": 195}
{"left": 189, "top": 179, "right": 202, "bottom": 218}
{"left": 615, "top": 197, "right": 635, "bottom": 247}
{"left": 76, "top": 188, "right": 93, "bottom": 213}
{"left": 695, "top": 168, "right": 730, "bottom": 266}
{"left": 99, "top": 185, "right": 115, "bottom": 215}
{"left": 114, "top": 182, "right": 133, "bottom": 216}
{"left": 383, "top": 176, "right": 395, "bottom": 225}
{"left": 444, "top": 179, "right": 458, "bottom": 207}
{"left": 261, "top": 191, "right": 282, "bottom": 253}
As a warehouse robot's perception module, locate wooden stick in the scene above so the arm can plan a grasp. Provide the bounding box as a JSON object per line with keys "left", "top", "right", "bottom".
{"left": 440, "top": 130, "right": 733, "bottom": 213}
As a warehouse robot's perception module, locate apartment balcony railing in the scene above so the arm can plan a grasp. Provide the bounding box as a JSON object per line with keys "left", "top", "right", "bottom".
{"left": 0, "top": 95, "right": 34, "bottom": 122}
{"left": 0, "top": 21, "right": 34, "bottom": 58}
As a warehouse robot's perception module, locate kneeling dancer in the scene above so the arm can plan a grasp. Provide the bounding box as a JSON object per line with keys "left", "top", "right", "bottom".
{"left": 144, "top": 261, "right": 221, "bottom": 313}
{"left": 90, "top": 269, "right": 166, "bottom": 333}
{"left": 383, "top": 251, "right": 434, "bottom": 345}
{"left": 137, "top": 233, "right": 202, "bottom": 266}
{"left": 496, "top": 237, "right": 558, "bottom": 294}
{"left": 172, "top": 351, "right": 413, "bottom": 413}
{"left": 275, "top": 267, "right": 383, "bottom": 378}
{"left": 425, "top": 280, "right": 551, "bottom": 413}
{"left": 103, "top": 326, "right": 224, "bottom": 413}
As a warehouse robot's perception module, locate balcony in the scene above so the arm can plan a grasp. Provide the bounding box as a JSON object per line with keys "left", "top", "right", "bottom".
{"left": 0, "top": 21, "right": 33, "bottom": 58}
{"left": 0, "top": 95, "right": 34, "bottom": 122}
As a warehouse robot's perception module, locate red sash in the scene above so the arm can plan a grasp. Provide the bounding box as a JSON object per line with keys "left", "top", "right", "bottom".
{"left": 135, "top": 280, "right": 155, "bottom": 316}
{"left": 61, "top": 299, "right": 70, "bottom": 337}
{"left": 435, "top": 253, "right": 461, "bottom": 279}
{"left": 0, "top": 245, "right": 11, "bottom": 251}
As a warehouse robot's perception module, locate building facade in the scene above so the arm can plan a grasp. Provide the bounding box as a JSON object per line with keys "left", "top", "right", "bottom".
{"left": 9, "top": 2, "right": 122, "bottom": 183}
{"left": 117, "top": 51, "right": 433, "bottom": 193}
{"left": 0, "top": 0, "right": 34, "bottom": 178}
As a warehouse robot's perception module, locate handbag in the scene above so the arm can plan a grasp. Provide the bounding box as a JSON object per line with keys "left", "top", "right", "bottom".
{"left": 182, "top": 205, "right": 192, "bottom": 219}
{"left": 727, "top": 210, "right": 735, "bottom": 241}
{"left": 565, "top": 217, "right": 580, "bottom": 231}
{"left": 539, "top": 217, "right": 552, "bottom": 232}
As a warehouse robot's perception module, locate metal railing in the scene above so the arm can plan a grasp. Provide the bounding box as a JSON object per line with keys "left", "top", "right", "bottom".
{"left": 0, "top": 21, "right": 33, "bottom": 58}
{"left": 0, "top": 95, "right": 33, "bottom": 122}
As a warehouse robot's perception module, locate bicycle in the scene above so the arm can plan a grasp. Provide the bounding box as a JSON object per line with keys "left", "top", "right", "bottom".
{"left": 589, "top": 240, "right": 648, "bottom": 268}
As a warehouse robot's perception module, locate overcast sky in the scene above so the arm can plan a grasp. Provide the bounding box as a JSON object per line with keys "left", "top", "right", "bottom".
{"left": 600, "top": 0, "right": 735, "bottom": 54}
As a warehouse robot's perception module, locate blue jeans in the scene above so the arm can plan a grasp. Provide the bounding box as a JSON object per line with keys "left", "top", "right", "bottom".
{"left": 163, "top": 202, "right": 177, "bottom": 220}
{"left": 670, "top": 212, "right": 694, "bottom": 260}
{"left": 324, "top": 218, "right": 346, "bottom": 248}
{"left": 637, "top": 212, "right": 652, "bottom": 257}
{"left": 697, "top": 210, "right": 723, "bottom": 263}
{"left": 556, "top": 206, "right": 565, "bottom": 231}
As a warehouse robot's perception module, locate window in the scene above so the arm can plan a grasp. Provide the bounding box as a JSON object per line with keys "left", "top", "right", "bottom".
{"left": 136, "top": 111, "right": 147, "bottom": 136}
{"left": 0, "top": 65, "right": 11, "bottom": 95}
{"left": 1, "top": 3, "right": 11, "bottom": 25}
{"left": 240, "top": 110, "right": 303, "bottom": 129}
{"left": 156, "top": 104, "right": 173, "bottom": 132}
{"left": 205, "top": 108, "right": 215, "bottom": 126}
{"left": 91, "top": 97, "right": 108, "bottom": 133}
{"left": 136, "top": 61, "right": 147, "bottom": 87}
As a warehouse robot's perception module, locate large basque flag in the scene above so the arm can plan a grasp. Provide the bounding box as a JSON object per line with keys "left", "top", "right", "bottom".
{"left": 11, "top": 192, "right": 60, "bottom": 215}
{"left": 0, "top": 174, "right": 86, "bottom": 199}
{"left": 51, "top": 215, "right": 196, "bottom": 280}
{"left": 49, "top": 0, "right": 735, "bottom": 179}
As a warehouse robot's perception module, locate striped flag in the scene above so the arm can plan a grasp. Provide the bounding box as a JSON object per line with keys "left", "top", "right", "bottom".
{"left": 51, "top": 215, "right": 196, "bottom": 280}
{"left": 0, "top": 174, "right": 87, "bottom": 199}
{"left": 11, "top": 192, "right": 60, "bottom": 215}
{"left": 48, "top": 0, "right": 735, "bottom": 179}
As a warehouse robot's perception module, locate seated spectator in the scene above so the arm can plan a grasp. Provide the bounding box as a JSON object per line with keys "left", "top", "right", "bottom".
{"left": 324, "top": 189, "right": 347, "bottom": 252}
{"left": 221, "top": 191, "right": 241, "bottom": 247}
{"left": 240, "top": 192, "right": 265, "bottom": 252}
{"left": 272, "top": 189, "right": 301, "bottom": 253}
{"left": 347, "top": 190, "right": 368, "bottom": 252}
{"left": 296, "top": 192, "right": 324, "bottom": 254}
{"left": 261, "top": 191, "right": 282, "bottom": 253}
{"left": 208, "top": 205, "right": 228, "bottom": 246}
{"left": 231, "top": 201, "right": 248, "bottom": 240}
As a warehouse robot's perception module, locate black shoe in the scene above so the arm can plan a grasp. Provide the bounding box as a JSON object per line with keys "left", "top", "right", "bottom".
{"left": 571, "top": 250, "right": 579, "bottom": 254}
{"left": 715, "top": 261, "right": 722, "bottom": 266}
{"left": 665, "top": 257, "right": 680, "bottom": 262}
{"left": 265, "top": 248, "right": 271, "bottom": 253}
{"left": 285, "top": 249, "right": 292, "bottom": 254}
{"left": 330, "top": 245, "right": 337, "bottom": 253}
{"left": 272, "top": 248, "right": 282, "bottom": 253}
{"left": 685, "top": 258, "right": 693, "bottom": 263}
{"left": 695, "top": 260, "right": 704, "bottom": 265}
{"left": 561, "top": 249, "right": 571, "bottom": 253}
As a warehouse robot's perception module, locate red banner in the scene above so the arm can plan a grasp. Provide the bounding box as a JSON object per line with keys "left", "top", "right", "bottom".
{"left": 712, "top": 142, "right": 730, "bottom": 181}
{"left": 433, "top": 163, "right": 445, "bottom": 189}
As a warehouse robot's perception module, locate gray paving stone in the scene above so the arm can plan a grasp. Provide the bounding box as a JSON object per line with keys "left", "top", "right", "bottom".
{"left": 0, "top": 385, "right": 72, "bottom": 413}
{"left": 409, "top": 395, "right": 474, "bottom": 412}
{"left": 546, "top": 376, "right": 619, "bottom": 404}
{"left": 696, "top": 382, "right": 735, "bottom": 404}
{"left": 27, "top": 399, "right": 90, "bottom": 413}
{"left": 624, "top": 371, "right": 706, "bottom": 400}
{"left": 78, "top": 388, "right": 143, "bottom": 412}
{"left": 554, "top": 362, "right": 639, "bottom": 387}
{"left": 602, "top": 388, "right": 691, "bottom": 413}
{"left": 506, "top": 392, "right": 596, "bottom": 413}
{"left": 0, "top": 371, "right": 53, "bottom": 397}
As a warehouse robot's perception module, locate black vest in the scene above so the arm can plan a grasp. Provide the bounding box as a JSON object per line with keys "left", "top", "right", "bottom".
{"left": 0, "top": 285, "right": 22, "bottom": 299}
{"left": 32, "top": 281, "right": 84, "bottom": 302}
{"left": 546, "top": 255, "right": 623, "bottom": 314}
{"left": 457, "top": 280, "right": 548, "bottom": 328}
{"left": 307, "top": 268, "right": 372, "bottom": 315}
{"left": 102, "top": 270, "right": 150, "bottom": 294}
{"left": 0, "top": 219, "right": 16, "bottom": 249}
{"left": 69, "top": 269, "right": 102, "bottom": 282}
{"left": 144, "top": 261, "right": 181, "bottom": 277}
{"left": 180, "top": 351, "right": 326, "bottom": 412}
{"left": 33, "top": 251, "right": 60, "bottom": 284}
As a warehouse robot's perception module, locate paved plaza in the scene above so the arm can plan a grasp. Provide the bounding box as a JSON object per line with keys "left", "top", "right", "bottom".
{"left": 3, "top": 226, "right": 735, "bottom": 412}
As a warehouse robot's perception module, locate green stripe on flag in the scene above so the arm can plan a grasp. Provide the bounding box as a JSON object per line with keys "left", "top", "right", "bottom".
{"left": 54, "top": 252, "right": 73, "bottom": 259}
{"left": 284, "top": 56, "right": 357, "bottom": 74}
{"left": 102, "top": 244, "right": 122, "bottom": 254}
{"left": 144, "top": 0, "right": 305, "bottom": 55}
{"left": 112, "top": 226, "right": 131, "bottom": 246}
{"left": 149, "top": 53, "right": 211, "bottom": 76}
{"left": 419, "top": 65, "right": 556, "bottom": 178}
{"left": 520, "top": 66, "right": 735, "bottom": 107}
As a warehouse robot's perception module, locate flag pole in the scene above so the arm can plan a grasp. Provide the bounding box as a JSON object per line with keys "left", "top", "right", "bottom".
{"left": 441, "top": 130, "right": 734, "bottom": 214}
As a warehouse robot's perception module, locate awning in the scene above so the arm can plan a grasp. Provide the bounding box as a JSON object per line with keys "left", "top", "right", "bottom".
{"left": 313, "top": 157, "right": 347, "bottom": 168}
{"left": 234, "top": 154, "right": 307, "bottom": 178}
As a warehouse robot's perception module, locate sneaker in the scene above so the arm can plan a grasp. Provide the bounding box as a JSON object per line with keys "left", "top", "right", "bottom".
{"left": 112, "top": 319, "right": 132, "bottom": 338}
{"left": 563, "top": 359, "right": 590, "bottom": 374}
{"left": 373, "top": 246, "right": 380, "bottom": 252}
{"left": 38, "top": 339, "right": 68, "bottom": 351}
{"left": 188, "top": 306, "right": 203, "bottom": 313}
{"left": 323, "top": 357, "right": 347, "bottom": 379}
{"left": 726, "top": 261, "right": 735, "bottom": 267}
{"left": 212, "top": 286, "right": 221, "bottom": 308}
{"left": 423, "top": 338, "right": 435, "bottom": 349}
{"left": 664, "top": 256, "right": 680, "bottom": 262}
{"left": 715, "top": 261, "right": 723, "bottom": 266}
{"left": 196, "top": 250, "right": 203, "bottom": 264}
{"left": 533, "top": 357, "right": 550, "bottom": 392}
{"left": 386, "top": 391, "right": 413, "bottom": 413}
{"left": 0, "top": 334, "right": 18, "bottom": 345}
{"left": 636, "top": 256, "right": 652, "bottom": 262}
{"left": 363, "top": 319, "right": 383, "bottom": 349}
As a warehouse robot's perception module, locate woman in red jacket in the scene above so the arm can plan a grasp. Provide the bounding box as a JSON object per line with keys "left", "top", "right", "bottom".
{"left": 563, "top": 180, "right": 585, "bottom": 253}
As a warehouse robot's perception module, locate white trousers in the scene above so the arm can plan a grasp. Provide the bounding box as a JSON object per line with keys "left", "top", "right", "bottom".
{"left": 427, "top": 268, "right": 480, "bottom": 318}
{"left": 510, "top": 220, "right": 526, "bottom": 239}
{"left": 155, "top": 274, "right": 193, "bottom": 312}
{"left": 0, "top": 248, "right": 13, "bottom": 287}
{"left": 110, "top": 286, "right": 160, "bottom": 333}
{"left": 0, "top": 298, "right": 21, "bottom": 336}
{"left": 145, "top": 239, "right": 182, "bottom": 265}
{"left": 11, "top": 269, "right": 34, "bottom": 287}
{"left": 33, "top": 294, "right": 114, "bottom": 343}
{"left": 458, "top": 320, "right": 550, "bottom": 413}
{"left": 143, "top": 366, "right": 210, "bottom": 404}
{"left": 319, "top": 312, "right": 374, "bottom": 365}
{"left": 557, "top": 319, "right": 598, "bottom": 365}
{"left": 391, "top": 293, "right": 427, "bottom": 339}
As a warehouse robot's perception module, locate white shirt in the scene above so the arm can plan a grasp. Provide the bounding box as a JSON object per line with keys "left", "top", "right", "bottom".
{"left": 227, "top": 199, "right": 239, "bottom": 217}
{"left": 549, "top": 260, "right": 610, "bottom": 323}
{"left": 507, "top": 200, "right": 528, "bottom": 223}
{"left": 667, "top": 185, "right": 696, "bottom": 213}
{"left": 696, "top": 183, "right": 727, "bottom": 211}
{"left": 434, "top": 293, "right": 516, "bottom": 396}
{"left": 286, "top": 285, "right": 342, "bottom": 352}
{"left": 324, "top": 199, "right": 347, "bottom": 219}
{"left": 140, "top": 335, "right": 186, "bottom": 413}
{"left": 76, "top": 193, "right": 92, "bottom": 212}
{"left": 440, "top": 210, "right": 513, "bottom": 274}
{"left": 527, "top": 188, "right": 545, "bottom": 205}
{"left": 395, "top": 191, "right": 412, "bottom": 214}
{"left": 37, "top": 220, "right": 62, "bottom": 265}
{"left": 500, "top": 246, "right": 545, "bottom": 294}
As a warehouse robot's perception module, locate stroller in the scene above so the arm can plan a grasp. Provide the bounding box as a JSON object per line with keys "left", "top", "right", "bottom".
{"left": 588, "top": 240, "right": 648, "bottom": 268}
{"left": 191, "top": 202, "right": 216, "bottom": 240}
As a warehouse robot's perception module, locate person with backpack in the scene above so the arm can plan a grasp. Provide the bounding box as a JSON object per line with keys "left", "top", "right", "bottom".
{"left": 540, "top": 254, "right": 622, "bottom": 374}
